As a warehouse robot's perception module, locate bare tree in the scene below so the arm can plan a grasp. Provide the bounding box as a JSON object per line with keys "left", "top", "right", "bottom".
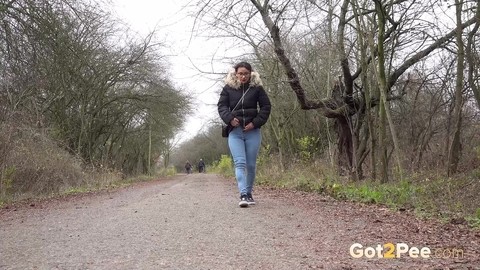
{"left": 466, "top": 1, "right": 480, "bottom": 110}
{"left": 447, "top": 0, "right": 466, "bottom": 176}
{"left": 0, "top": 0, "right": 190, "bottom": 175}
{"left": 193, "top": 0, "right": 479, "bottom": 180}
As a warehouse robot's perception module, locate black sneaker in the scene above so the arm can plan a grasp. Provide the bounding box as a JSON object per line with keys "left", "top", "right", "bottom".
{"left": 238, "top": 194, "right": 249, "bottom": 208}
{"left": 246, "top": 193, "right": 256, "bottom": 205}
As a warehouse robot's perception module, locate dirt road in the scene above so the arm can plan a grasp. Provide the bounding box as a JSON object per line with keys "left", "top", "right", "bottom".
{"left": 1, "top": 174, "right": 479, "bottom": 269}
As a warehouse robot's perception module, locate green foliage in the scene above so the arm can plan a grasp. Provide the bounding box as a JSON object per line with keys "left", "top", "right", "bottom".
{"left": 465, "top": 208, "right": 480, "bottom": 228}
{"left": 470, "top": 167, "right": 480, "bottom": 180}
{"left": 295, "top": 176, "right": 318, "bottom": 192}
{"left": 170, "top": 125, "right": 230, "bottom": 172}
{"left": 257, "top": 144, "right": 271, "bottom": 168}
{"left": 210, "top": 155, "right": 234, "bottom": 177}
{"left": 296, "top": 136, "right": 319, "bottom": 162}
{"left": 340, "top": 184, "right": 382, "bottom": 203}
{"left": 255, "top": 153, "right": 480, "bottom": 228}
{"left": 166, "top": 166, "right": 178, "bottom": 176}
{"left": 1, "top": 166, "right": 15, "bottom": 190}
{"left": 331, "top": 180, "right": 419, "bottom": 207}
{"left": 157, "top": 166, "right": 177, "bottom": 177}
{"left": 256, "top": 157, "right": 333, "bottom": 192}
{"left": 0, "top": 166, "right": 16, "bottom": 200}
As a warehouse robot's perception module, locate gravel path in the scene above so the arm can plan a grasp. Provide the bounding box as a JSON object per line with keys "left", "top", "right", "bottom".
{"left": 1, "top": 174, "right": 479, "bottom": 269}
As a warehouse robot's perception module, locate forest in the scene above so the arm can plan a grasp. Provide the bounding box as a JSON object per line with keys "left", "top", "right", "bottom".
{"left": 1, "top": 0, "right": 479, "bottom": 224}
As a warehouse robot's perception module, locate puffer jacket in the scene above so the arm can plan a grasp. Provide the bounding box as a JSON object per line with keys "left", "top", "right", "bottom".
{"left": 217, "top": 70, "right": 271, "bottom": 129}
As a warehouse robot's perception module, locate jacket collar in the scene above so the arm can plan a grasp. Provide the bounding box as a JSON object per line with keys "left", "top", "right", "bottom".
{"left": 224, "top": 69, "right": 263, "bottom": 89}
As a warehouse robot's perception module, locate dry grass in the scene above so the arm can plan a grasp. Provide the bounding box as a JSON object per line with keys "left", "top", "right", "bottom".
{"left": 255, "top": 153, "right": 480, "bottom": 227}
{"left": 0, "top": 122, "right": 122, "bottom": 203}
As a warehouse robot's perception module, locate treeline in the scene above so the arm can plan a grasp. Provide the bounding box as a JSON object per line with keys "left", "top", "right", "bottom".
{"left": 0, "top": 0, "right": 189, "bottom": 197}
{"left": 176, "top": 0, "right": 480, "bottom": 182}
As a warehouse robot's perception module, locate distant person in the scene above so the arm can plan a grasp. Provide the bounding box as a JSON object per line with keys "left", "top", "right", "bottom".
{"left": 198, "top": 159, "right": 205, "bottom": 173}
{"left": 185, "top": 161, "right": 192, "bottom": 174}
{"left": 217, "top": 61, "right": 271, "bottom": 207}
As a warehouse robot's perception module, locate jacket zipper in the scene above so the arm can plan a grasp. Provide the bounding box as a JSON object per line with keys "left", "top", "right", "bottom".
{"left": 242, "top": 86, "right": 246, "bottom": 129}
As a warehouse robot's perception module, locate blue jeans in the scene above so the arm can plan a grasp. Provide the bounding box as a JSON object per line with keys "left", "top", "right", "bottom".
{"left": 228, "top": 126, "right": 261, "bottom": 196}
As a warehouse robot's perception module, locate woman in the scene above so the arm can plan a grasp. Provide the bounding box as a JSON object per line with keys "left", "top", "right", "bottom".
{"left": 217, "top": 62, "right": 271, "bottom": 207}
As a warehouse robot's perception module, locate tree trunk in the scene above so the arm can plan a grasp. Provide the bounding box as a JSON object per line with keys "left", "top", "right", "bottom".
{"left": 466, "top": 2, "right": 480, "bottom": 110}
{"left": 335, "top": 116, "right": 353, "bottom": 175}
{"left": 447, "top": 0, "right": 466, "bottom": 176}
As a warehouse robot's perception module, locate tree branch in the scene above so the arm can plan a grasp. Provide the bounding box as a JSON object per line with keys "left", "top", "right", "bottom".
{"left": 389, "top": 17, "right": 477, "bottom": 89}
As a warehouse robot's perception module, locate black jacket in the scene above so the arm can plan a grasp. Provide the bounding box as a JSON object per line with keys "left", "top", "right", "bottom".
{"left": 217, "top": 71, "right": 271, "bottom": 129}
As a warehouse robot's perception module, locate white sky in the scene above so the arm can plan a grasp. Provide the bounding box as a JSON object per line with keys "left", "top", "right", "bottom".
{"left": 109, "top": 0, "right": 242, "bottom": 143}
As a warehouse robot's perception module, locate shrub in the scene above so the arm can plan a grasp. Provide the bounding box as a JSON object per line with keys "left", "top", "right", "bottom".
{"left": 210, "top": 154, "right": 234, "bottom": 177}
{"left": 0, "top": 122, "right": 121, "bottom": 202}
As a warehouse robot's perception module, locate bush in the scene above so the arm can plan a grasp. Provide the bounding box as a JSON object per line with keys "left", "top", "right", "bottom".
{"left": 210, "top": 155, "right": 234, "bottom": 177}
{"left": 0, "top": 124, "right": 85, "bottom": 201}
{"left": 0, "top": 122, "right": 123, "bottom": 202}
{"left": 157, "top": 166, "right": 177, "bottom": 177}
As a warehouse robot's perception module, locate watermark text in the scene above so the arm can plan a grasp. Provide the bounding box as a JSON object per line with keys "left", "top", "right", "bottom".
{"left": 350, "top": 243, "right": 464, "bottom": 259}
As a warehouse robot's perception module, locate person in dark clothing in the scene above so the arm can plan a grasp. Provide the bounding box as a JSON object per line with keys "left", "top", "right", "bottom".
{"left": 185, "top": 161, "right": 192, "bottom": 174}
{"left": 217, "top": 61, "right": 271, "bottom": 207}
{"left": 198, "top": 159, "right": 205, "bottom": 173}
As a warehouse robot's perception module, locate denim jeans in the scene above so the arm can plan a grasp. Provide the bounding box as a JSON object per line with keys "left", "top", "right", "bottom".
{"left": 228, "top": 126, "right": 261, "bottom": 196}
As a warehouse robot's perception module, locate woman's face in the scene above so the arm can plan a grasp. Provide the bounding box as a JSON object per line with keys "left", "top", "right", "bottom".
{"left": 236, "top": 67, "right": 251, "bottom": 84}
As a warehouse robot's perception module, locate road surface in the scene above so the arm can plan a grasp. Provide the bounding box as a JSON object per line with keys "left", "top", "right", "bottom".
{"left": 1, "top": 173, "right": 479, "bottom": 269}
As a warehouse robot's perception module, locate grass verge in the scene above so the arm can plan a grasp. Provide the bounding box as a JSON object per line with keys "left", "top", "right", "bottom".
{"left": 253, "top": 159, "right": 480, "bottom": 229}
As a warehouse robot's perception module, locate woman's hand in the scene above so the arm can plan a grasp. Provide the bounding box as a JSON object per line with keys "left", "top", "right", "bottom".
{"left": 230, "top": 118, "right": 240, "bottom": 127}
{"left": 243, "top": 122, "right": 254, "bottom": 132}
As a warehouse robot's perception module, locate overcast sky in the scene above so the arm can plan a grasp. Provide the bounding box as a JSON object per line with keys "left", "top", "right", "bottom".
{"left": 110, "top": 0, "right": 239, "bottom": 142}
